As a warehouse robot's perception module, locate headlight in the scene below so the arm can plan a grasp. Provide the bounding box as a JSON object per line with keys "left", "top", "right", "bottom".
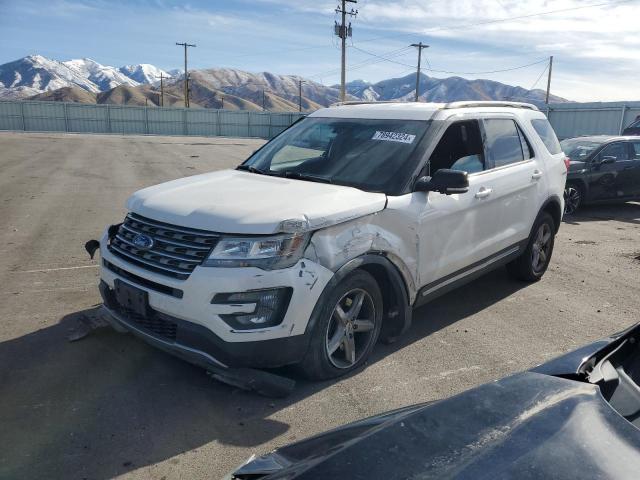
{"left": 203, "top": 233, "right": 309, "bottom": 269}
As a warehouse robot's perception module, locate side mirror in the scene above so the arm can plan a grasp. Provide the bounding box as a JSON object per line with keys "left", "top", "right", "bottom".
{"left": 599, "top": 156, "right": 616, "bottom": 165}
{"left": 414, "top": 169, "right": 469, "bottom": 195}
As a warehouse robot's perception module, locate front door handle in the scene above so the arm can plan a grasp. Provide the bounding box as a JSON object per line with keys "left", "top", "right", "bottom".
{"left": 475, "top": 187, "right": 493, "bottom": 199}
{"left": 532, "top": 170, "right": 543, "bottom": 180}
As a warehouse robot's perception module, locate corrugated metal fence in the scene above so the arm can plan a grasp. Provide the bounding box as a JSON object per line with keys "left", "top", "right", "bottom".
{"left": 546, "top": 101, "right": 640, "bottom": 140}
{"left": 0, "top": 100, "right": 305, "bottom": 139}
{"left": 3, "top": 99, "right": 640, "bottom": 141}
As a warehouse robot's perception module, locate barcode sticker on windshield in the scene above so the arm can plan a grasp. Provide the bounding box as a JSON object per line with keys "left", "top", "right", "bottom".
{"left": 371, "top": 131, "right": 416, "bottom": 144}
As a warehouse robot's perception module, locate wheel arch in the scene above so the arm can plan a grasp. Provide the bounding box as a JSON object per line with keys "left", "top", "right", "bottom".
{"left": 304, "top": 253, "right": 412, "bottom": 345}
{"left": 540, "top": 195, "right": 563, "bottom": 233}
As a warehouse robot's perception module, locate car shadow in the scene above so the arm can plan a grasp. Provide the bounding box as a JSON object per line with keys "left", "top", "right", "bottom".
{"left": 0, "top": 270, "right": 525, "bottom": 479}
{"left": 563, "top": 202, "right": 640, "bottom": 226}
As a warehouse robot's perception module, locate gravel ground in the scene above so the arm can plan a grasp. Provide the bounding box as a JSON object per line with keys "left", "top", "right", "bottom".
{"left": 0, "top": 132, "right": 638, "bottom": 480}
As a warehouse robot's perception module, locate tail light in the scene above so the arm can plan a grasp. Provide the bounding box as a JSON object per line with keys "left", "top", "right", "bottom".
{"left": 563, "top": 157, "right": 571, "bottom": 170}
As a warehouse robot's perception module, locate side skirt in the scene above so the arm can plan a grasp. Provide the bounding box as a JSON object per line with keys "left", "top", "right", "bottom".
{"left": 414, "top": 241, "right": 527, "bottom": 308}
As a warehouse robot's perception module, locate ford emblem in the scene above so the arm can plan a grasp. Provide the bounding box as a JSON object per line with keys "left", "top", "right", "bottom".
{"left": 132, "top": 233, "right": 154, "bottom": 250}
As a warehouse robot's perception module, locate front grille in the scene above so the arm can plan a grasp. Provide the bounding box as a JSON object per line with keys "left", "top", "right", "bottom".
{"left": 103, "top": 259, "right": 184, "bottom": 298}
{"left": 108, "top": 213, "right": 219, "bottom": 280}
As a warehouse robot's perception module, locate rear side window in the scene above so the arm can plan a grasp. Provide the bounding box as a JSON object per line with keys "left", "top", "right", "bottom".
{"left": 516, "top": 124, "right": 534, "bottom": 160}
{"left": 531, "top": 119, "right": 562, "bottom": 154}
{"left": 483, "top": 119, "right": 525, "bottom": 168}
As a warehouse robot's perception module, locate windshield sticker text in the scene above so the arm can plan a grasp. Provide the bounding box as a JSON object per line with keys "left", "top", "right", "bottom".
{"left": 371, "top": 131, "right": 416, "bottom": 144}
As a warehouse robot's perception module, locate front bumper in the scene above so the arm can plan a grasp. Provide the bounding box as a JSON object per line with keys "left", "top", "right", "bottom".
{"left": 100, "top": 281, "right": 311, "bottom": 368}
{"left": 98, "top": 228, "right": 334, "bottom": 368}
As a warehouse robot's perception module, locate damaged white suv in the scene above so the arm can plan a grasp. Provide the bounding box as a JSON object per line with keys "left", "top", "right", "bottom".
{"left": 97, "top": 101, "right": 566, "bottom": 383}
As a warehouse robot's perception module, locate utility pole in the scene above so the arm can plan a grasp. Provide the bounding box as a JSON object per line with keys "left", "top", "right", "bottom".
{"left": 298, "top": 79, "right": 305, "bottom": 112}
{"left": 262, "top": 89, "right": 266, "bottom": 111}
{"left": 155, "top": 73, "right": 164, "bottom": 107}
{"left": 411, "top": 42, "right": 429, "bottom": 102}
{"left": 176, "top": 42, "right": 196, "bottom": 107}
{"left": 335, "top": 0, "right": 358, "bottom": 102}
{"left": 545, "top": 55, "right": 553, "bottom": 105}
{"left": 221, "top": 95, "right": 224, "bottom": 109}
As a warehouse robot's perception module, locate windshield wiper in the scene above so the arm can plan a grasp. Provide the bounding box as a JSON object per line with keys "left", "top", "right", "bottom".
{"left": 279, "top": 171, "right": 333, "bottom": 184}
{"left": 236, "top": 164, "right": 266, "bottom": 174}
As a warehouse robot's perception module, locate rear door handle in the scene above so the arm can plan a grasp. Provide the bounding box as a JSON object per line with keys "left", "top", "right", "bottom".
{"left": 475, "top": 187, "right": 493, "bottom": 199}
{"left": 532, "top": 170, "right": 543, "bottom": 180}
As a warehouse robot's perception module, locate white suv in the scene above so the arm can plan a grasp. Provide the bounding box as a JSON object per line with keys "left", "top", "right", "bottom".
{"left": 97, "top": 101, "right": 566, "bottom": 382}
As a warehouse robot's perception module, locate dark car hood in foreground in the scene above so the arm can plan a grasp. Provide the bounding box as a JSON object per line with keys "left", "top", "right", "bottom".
{"left": 233, "top": 373, "right": 640, "bottom": 479}
{"left": 232, "top": 329, "right": 640, "bottom": 480}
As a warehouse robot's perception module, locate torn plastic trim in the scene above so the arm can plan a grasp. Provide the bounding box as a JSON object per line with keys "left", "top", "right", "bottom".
{"left": 102, "top": 305, "right": 296, "bottom": 398}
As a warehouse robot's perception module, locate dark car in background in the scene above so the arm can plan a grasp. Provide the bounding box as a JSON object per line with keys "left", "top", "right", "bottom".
{"left": 561, "top": 135, "right": 640, "bottom": 214}
{"left": 230, "top": 321, "right": 640, "bottom": 479}
{"left": 622, "top": 117, "right": 640, "bottom": 136}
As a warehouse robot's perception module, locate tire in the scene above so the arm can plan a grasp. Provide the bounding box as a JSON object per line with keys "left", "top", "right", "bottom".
{"left": 299, "top": 270, "right": 383, "bottom": 380}
{"left": 507, "top": 212, "right": 556, "bottom": 282}
{"left": 564, "top": 182, "right": 584, "bottom": 215}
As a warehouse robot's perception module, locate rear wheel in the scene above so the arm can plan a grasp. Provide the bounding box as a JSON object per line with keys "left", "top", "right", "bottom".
{"left": 564, "top": 182, "right": 583, "bottom": 215}
{"left": 299, "top": 270, "right": 383, "bottom": 380}
{"left": 507, "top": 212, "right": 555, "bottom": 282}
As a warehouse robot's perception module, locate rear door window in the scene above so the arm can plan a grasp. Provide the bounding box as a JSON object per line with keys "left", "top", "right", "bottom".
{"left": 631, "top": 142, "right": 640, "bottom": 160}
{"left": 531, "top": 118, "right": 562, "bottom": 154}
{"left": 483, "top": 119, "right": 525, "bottom": 168}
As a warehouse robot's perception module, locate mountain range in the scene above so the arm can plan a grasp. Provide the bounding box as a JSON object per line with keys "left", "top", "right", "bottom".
{"left": 0, "top": 55, "right": 568, "bottom": 111}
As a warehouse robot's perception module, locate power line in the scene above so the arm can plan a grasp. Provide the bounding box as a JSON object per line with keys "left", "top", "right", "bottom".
{"left": 423, "top": 58, "right": 549, "bottom": 75}
{"left": 529, "top": 63, "right": 548, "bottom": 91}
{"left": 308, "top": 45, "right": 413, "bottom": 79}
{"left": 351, "top": 45, "right": 549, "bottom": 75}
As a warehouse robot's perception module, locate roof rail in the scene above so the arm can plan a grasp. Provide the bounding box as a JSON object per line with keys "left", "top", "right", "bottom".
{"left": 443, "top": 101, "right": 539, "bottom": 111}
{"left": 331, "top": 100, "right": 403, "bottom": 107}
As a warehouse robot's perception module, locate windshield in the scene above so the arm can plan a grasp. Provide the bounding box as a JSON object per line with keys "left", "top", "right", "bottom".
{"left": 560, "top": 138, "right": 604, "bottom": 161}
{"left": 241, "top": 117, "right": 431, "bottom": 194}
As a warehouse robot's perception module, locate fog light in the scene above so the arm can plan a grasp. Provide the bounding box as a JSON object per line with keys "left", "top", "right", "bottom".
{"left": 212, "top": 288, "right": 293, "bottom": 330}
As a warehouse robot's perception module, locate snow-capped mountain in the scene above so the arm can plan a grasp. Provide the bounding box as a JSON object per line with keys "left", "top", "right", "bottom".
{"left": 0, "top": 54, "right": 570, "bottom": 109}
{"left": 119, "top": 64, "right": 172, "bottom": 85}
{"left": 343, "top": 73, "right": 567, "bottom": 107}
{"left": 188, "top": 68, "right": 342, "bottom": 107}
{"left": 63, "top": 58, "right": 138, "bottom": 91}
{"left": 0, "top": 55, "right": 168, "bottom": 99}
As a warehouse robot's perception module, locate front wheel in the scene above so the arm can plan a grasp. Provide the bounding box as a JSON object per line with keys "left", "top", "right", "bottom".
{"left": 507, "top": 212, "right": 555, "bottom": 282}
{"left": 299, "top": 270, "right": 383, "bottom": 380}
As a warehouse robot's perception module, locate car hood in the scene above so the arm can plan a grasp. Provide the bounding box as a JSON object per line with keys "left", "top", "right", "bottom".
{"left": 232, "top": 372, "right": 640, "bottom": 479}
{"left": 126, "top": 169, "right": 387, "bottom": 234}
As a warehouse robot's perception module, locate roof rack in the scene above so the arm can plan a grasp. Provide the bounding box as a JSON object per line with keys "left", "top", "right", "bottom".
{"left": 329, "top": 100, "right": 540, "bottom": 111}
{"left": 443, "top": 101, "right": 539, "bottom": 111}
{"left": 331, "top": 100, "right": 404, "bottom": 107}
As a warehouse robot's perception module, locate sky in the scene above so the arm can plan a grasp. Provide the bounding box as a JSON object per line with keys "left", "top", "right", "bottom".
{"left": 1, "top": 0, "right": 639, "bottom": 102}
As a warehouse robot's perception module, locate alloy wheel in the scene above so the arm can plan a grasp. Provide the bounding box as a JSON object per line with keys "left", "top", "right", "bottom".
{"left": 325, "top": 288, "right": 377, "bottom": 369}
{"left": 531, "top": 223, "right": 552, "bottom": 274}
{"left": 564, "top": 186, "right": 581, "bottom": 215}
